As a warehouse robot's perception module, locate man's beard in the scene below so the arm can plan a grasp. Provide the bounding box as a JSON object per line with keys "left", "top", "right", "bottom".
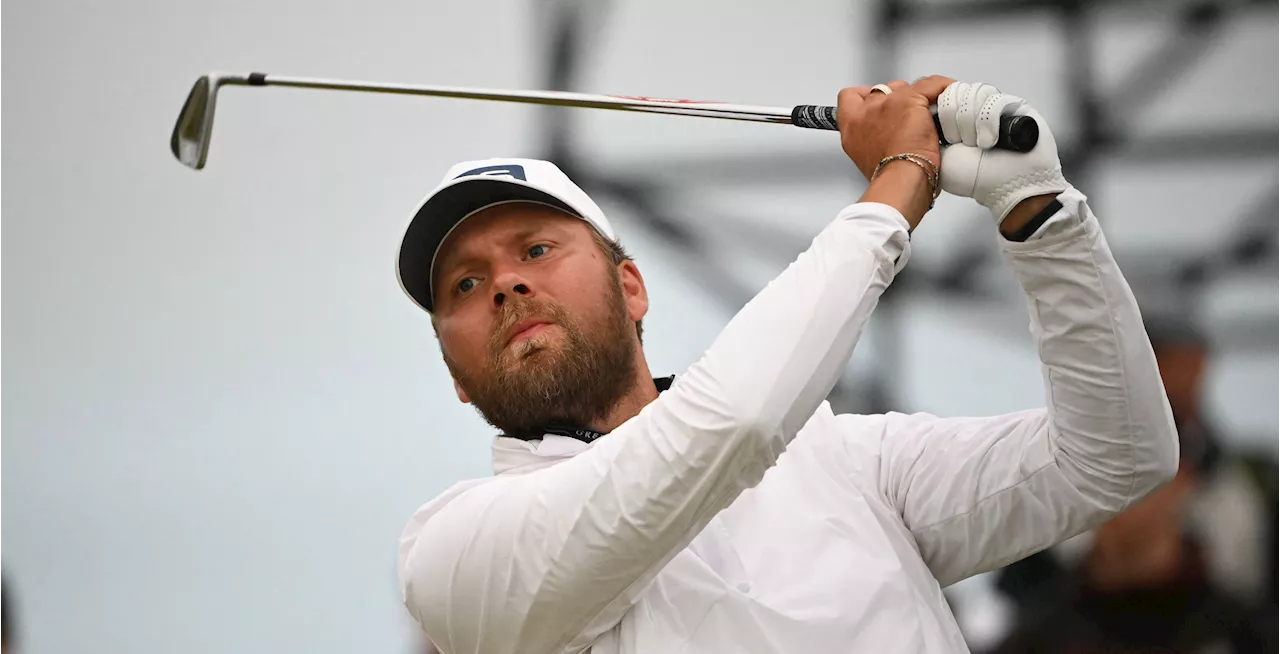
{"left": 444, "top": 273, "right": 639, "bottom": 439}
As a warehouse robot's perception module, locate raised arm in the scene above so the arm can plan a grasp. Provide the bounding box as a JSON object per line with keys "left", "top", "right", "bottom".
{"left": 397, "top": 77, "right": 957, "bottom": 654}
{"left": 869, "top": 83, "right": 1179, "bottom": 586}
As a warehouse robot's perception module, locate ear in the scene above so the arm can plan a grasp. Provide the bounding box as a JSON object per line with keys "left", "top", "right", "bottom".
{"left": 453, "top": 377, "right": 471, "bottom": 404}
{"left": 618, "top": 259, "right": 648, "bottom": 324}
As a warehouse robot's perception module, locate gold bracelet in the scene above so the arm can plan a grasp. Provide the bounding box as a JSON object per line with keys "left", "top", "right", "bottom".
{"left": 872, "top": 154, "right": 938, "bottom": 195}
{"left": 870, "top": 153, "right": 940, "bottom": 209}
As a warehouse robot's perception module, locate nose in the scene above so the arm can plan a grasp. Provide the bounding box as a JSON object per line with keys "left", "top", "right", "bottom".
{"left": 491, "top": 268, "right": 534, "bottom": 309}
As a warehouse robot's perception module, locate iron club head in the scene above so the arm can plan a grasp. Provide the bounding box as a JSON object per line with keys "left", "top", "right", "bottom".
{"left": 170, "top": 73, "right": 249, "bottom": 170}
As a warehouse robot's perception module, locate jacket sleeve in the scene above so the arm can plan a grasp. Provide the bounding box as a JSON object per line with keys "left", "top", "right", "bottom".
{"left": 872, "top": 186, "right": 1180, "bottom": 587}
{"left": 398, "top": 203, "right": 912, "bottom": 654}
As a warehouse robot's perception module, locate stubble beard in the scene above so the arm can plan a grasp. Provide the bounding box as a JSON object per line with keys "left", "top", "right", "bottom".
{"left": 445, "top": 272, "right": 639, "bottom": 439}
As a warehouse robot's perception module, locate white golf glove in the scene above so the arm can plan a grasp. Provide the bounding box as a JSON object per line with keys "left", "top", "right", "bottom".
{"left": 936, "top": 82, "right": 1068, "bottom": 225}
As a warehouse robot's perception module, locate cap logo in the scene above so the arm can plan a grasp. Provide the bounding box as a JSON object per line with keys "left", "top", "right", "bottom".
{"left": 455, "top": 164, "right": 527, "bottom": 181}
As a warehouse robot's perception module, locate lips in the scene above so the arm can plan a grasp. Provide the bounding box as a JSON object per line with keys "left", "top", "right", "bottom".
{"left": 504, "top": 317, "right": 554, "bottom": 347}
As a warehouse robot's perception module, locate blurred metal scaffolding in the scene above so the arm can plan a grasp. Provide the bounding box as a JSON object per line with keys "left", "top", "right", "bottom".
{"left": 534, "top": 0, "right": 1279, "bottom": 415}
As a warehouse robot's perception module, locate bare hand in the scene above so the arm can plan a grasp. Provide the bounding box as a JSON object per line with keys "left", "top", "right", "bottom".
{"left": 837, "top": 75, "right": 954, "bottom": 181}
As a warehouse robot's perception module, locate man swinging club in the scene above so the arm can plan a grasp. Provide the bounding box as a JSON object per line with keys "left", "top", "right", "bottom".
{"left": 394, "top": 75, "right": 1179, "bottom": 653}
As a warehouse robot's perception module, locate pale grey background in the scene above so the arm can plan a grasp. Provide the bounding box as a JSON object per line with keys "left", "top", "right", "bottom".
{"left": 3, "top": 1, "right": 1275, "bottom": 652}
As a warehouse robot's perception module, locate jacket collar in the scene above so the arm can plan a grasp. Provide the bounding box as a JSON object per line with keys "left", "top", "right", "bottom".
{"left": 492, "top": 434, "right": 588, "bottom": 475}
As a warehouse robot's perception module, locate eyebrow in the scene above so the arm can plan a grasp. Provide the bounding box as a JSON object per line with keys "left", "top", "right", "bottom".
{"left": 435, "top": 223, "right": 569, "bottom": 282}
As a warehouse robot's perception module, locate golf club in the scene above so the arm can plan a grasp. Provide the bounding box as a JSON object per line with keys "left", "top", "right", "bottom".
{"left": 170, "top": 72, "right": 1039, "bottom": 170}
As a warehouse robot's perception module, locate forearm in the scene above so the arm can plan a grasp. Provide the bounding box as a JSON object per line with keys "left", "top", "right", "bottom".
{"left": 401, "top": 202, "right": 913, "bottom": 653}
{"left": 1002, "top": 185, "right": 1179, "bottom": 509}
{"left": 689, "top": 200, "right": 910, "bottom": 443}
{"left": 882, "top": 186, "right": 1180, "bottom": 586}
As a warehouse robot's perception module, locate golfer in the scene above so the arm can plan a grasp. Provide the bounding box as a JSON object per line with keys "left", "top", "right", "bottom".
{"left": 394, "top": 76, "right": 1179, "bottom": 653}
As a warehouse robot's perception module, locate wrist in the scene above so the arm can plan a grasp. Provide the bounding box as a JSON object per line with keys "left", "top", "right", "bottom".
{"left": 999, "top": 193, "right": 1060, "bottom": 238}
{"left": 860, "top": 160, "right": 934, "bottom": 230}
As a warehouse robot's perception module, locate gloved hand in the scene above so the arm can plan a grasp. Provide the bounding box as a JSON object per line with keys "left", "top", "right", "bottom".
{"left": 936, "top": 82, "right": 1068, "bottom": 225}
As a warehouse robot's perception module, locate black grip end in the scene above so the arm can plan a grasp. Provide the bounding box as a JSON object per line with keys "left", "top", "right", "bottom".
{"left": 247, "top": 72, "right": 268, "bottom": 86}
{"left": 1000, "top": 115, "right": 1039, "bottom": 153}
{"left": 933, "top": 112, "right": 1039, "bottom": 153}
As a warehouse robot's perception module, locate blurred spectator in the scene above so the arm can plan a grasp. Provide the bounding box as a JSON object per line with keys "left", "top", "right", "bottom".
{"left": 991, "top": 455, "right": 1271, "bottom": 652}
{"left": 988, "top": 314, "right": 1277, "bottom": 653}
{"left": 1149, "top": 314, "right": 1277, "bottom": 611}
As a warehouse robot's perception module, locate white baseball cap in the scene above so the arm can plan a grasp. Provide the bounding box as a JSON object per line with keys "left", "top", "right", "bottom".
{"left": 396, "top": 158, "right": 616, "bottom": 313}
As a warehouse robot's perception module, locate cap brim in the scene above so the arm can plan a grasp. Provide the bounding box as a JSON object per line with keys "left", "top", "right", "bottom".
{"left": 397, "top": 178, "right": 579, "bottom": 313}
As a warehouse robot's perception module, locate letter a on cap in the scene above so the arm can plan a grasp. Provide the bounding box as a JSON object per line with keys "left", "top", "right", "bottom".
{"left": 455, "top": 164, "right": 527, "bottom": 181}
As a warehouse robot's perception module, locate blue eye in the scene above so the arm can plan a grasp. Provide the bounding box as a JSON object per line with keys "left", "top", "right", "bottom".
{"left": 456, "top": 277, "right": 477, "bottom": 294}
{"left": 528, "top": 244, "right": 548, "bottom": 259}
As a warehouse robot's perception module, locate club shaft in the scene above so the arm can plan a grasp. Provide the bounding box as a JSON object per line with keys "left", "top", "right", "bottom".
{"left": 174, "top": 72, "right": 1038, "bottom": 170}
{"left": 239, "top": 73, "right": 797, "bottom": 125}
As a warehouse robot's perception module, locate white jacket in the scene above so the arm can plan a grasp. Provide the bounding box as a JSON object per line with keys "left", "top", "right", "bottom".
{"left": 398, "top": 187, "right": 1179, "bottom": 654}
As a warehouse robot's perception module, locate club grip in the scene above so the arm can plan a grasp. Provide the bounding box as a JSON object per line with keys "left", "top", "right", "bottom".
{"left": 789, "top": 105, "right": 1039, "bottom": 153}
